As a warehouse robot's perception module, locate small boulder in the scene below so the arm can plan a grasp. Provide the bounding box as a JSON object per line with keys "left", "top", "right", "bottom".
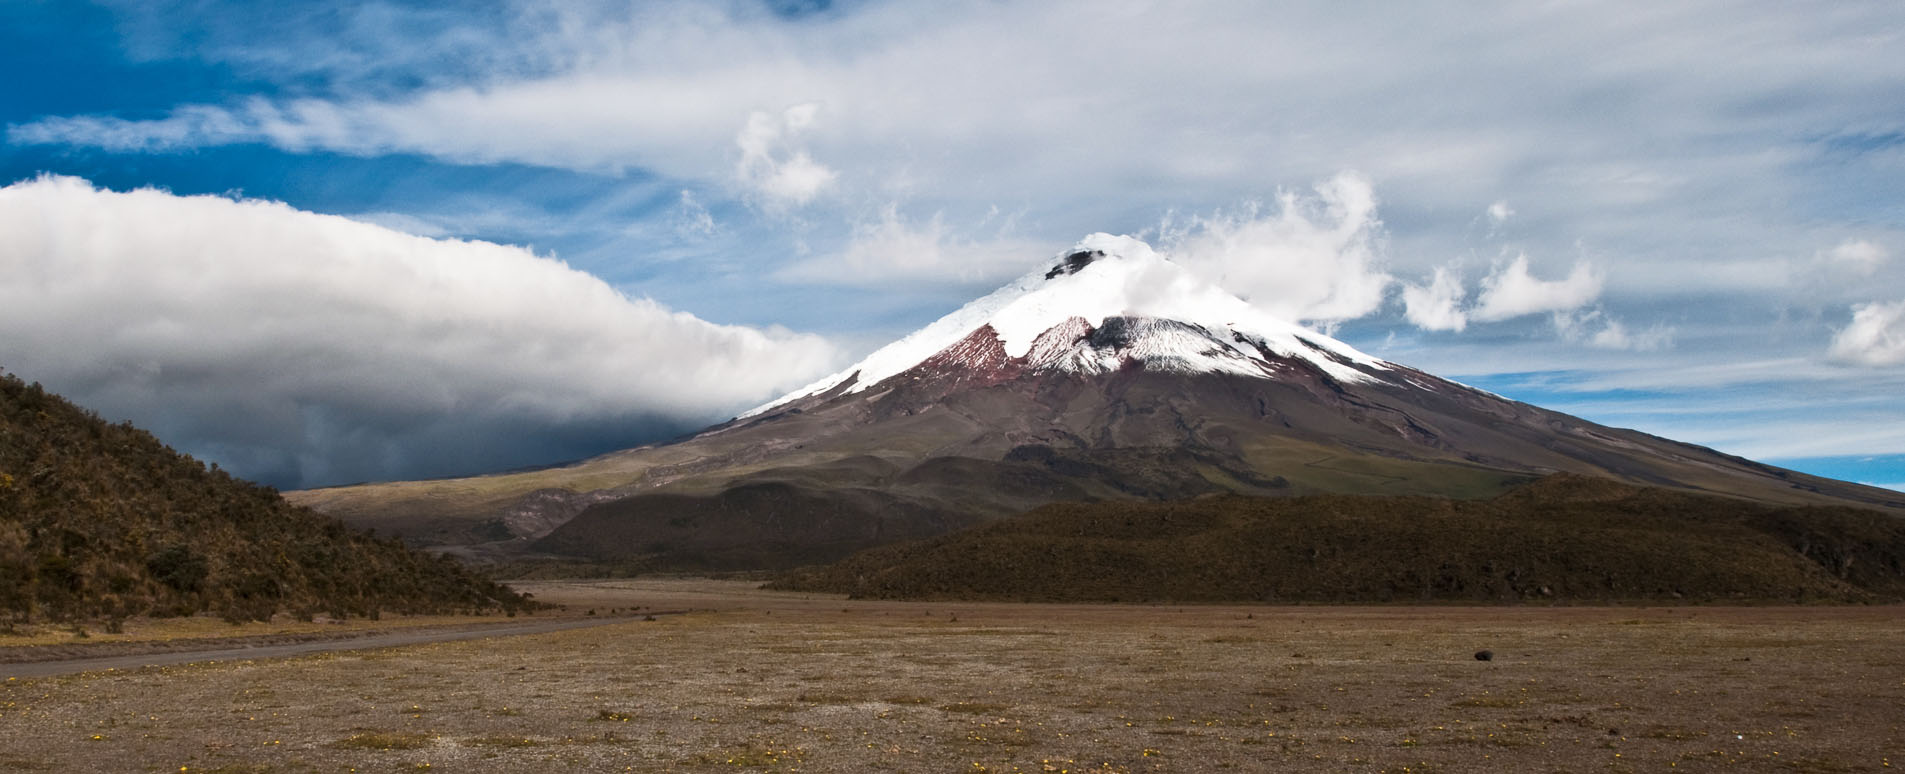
{"left": 1474, "top": 649, "right": 1494, "bottom": 662}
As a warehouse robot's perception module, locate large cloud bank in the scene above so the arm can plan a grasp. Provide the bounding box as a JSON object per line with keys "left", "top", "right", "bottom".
{"left": 0, "top": 176, "right": 836, "bottom": 488}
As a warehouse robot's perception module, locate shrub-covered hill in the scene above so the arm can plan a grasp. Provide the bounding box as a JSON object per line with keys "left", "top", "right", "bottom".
{"left": 772, "top": 475, "right": 1905, "bottom": 604}
{"left": 0, "top": 371, "right": 530, "bottom": 624}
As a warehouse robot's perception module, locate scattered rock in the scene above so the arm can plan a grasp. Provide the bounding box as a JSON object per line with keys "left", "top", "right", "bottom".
{"left": 1474, "top": 650, "right": 1494, "bottom": 661}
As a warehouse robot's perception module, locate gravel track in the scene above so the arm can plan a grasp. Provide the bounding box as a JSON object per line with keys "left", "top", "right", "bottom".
{"left": 1, "top": 613, "right": 678, "bottom": 679}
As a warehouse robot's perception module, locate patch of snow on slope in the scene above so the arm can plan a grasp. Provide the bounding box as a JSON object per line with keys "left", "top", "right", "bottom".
{"left": 743, "top": 233, "right": 1390, "bottom": 417}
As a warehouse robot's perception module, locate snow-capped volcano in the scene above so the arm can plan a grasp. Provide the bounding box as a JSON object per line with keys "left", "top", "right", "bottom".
{"left": 294, "top": 233, "right": 1905, "bottom": 572}
{"left": 748, "top": 233, "right": 1390, "bottom": 417}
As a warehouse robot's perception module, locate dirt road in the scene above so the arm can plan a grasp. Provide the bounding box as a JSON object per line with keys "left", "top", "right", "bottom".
{"left": 2, "top": 614, "right": 652, "bottom": 679}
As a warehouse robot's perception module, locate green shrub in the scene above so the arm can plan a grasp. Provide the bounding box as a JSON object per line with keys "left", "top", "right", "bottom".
{"left": 145, "top": 545, "right": 207, "bottom": 592}
{"left": 0, "top": 368, "right": 535, "bottom": 624}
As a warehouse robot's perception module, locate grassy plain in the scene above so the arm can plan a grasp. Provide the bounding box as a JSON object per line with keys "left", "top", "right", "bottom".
{"left": 2, "top": 579, "right": 1901, "bottom": 772}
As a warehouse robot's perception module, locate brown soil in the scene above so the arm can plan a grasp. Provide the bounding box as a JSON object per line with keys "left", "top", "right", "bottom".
{"left": 1, "top": 579, "right": 1900, "bottom": 772}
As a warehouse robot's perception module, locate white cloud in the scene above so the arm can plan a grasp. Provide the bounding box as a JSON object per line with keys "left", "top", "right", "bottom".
{"left": 0, "top": 176, "right": 837, "bottom": 487}
{"left": 1486, "top": 200, "right": 1514, "bottom": 225}
{"left": 1471, "top": 254, "right": 1604, "bottom": 323}
{"left": 1401, "top": 265, "right": 1469, "bottom": 332}
{"left": 1159, "top": 172, "right": 1392, "bottom": 325}
{"left": 1828, "top": 300, "right": 1905, "bottom": 366}
{"left": 777, "top": 205, "right": 1053, "bottom": 288}
{"left": 1819, "top": 239, "right": 1889, "bottom": 275}
{"left": 735, "top": 103, "right": 837, "bottom": 207}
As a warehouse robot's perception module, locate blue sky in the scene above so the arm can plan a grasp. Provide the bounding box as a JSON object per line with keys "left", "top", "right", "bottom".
{"left": 2, "top": 0, "right": 1902, "bottom": 491}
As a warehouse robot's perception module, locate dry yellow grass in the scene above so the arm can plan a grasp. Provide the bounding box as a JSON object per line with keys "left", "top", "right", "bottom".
{"left": 2, "top": 579, "right": 1900, "bottom": 772}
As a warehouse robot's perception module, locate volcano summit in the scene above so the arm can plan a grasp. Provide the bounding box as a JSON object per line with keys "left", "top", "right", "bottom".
{"left": 289, "top": 236, "right": 1903, "bottom": 570}
{"left": 746, "top": 233, "right": 1391, "bottom": 413}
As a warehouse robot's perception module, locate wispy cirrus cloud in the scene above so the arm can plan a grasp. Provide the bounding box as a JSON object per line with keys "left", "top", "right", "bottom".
{"left": 776, "top": 204, "right": 1054, "bottom": 289}
{"left": 16, "top": 1, "right": 1901, "bottom": 267}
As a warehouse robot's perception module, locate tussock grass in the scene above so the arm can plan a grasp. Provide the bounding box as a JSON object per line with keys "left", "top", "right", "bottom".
{"left": 775, "top": 475, "right": 1905, "bottom": 604}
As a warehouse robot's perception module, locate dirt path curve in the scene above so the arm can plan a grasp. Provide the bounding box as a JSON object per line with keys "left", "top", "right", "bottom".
{"left": 3, "top": 614, "right": 667, "bottom": 680}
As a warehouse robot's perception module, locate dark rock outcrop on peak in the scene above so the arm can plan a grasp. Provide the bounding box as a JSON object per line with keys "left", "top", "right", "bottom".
{"left": 1044, "top": 249, "right": 1102, "bottom": 279}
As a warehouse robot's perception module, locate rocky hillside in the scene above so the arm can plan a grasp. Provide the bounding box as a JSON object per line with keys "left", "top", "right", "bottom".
{"left": 0, "top": 370, "right": 530, "bottom": 624}
{"left": 773, "top": 475, "right": 1905, "bottom": 604}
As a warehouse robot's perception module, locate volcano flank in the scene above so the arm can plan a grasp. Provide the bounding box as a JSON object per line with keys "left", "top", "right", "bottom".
{"left": 288, "top": 235, "right": 1904, "bottom": 577}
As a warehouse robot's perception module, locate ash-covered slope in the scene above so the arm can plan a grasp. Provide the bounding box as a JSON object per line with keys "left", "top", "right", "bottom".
{"left": 291, "top": 235, "right": 1903, "bottom": 571}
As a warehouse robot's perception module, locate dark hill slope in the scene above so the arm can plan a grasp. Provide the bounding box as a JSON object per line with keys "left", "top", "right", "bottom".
{"left": 772, "top": 475, "right": 1905, "bottom": 604}
{"left": 0, "top": 371, "right": 528, "bottom": 624}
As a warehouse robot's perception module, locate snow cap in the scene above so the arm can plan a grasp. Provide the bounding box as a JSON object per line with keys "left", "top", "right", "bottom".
{"left": 743, "top": 234, "right": 1391, "bottom": 417}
